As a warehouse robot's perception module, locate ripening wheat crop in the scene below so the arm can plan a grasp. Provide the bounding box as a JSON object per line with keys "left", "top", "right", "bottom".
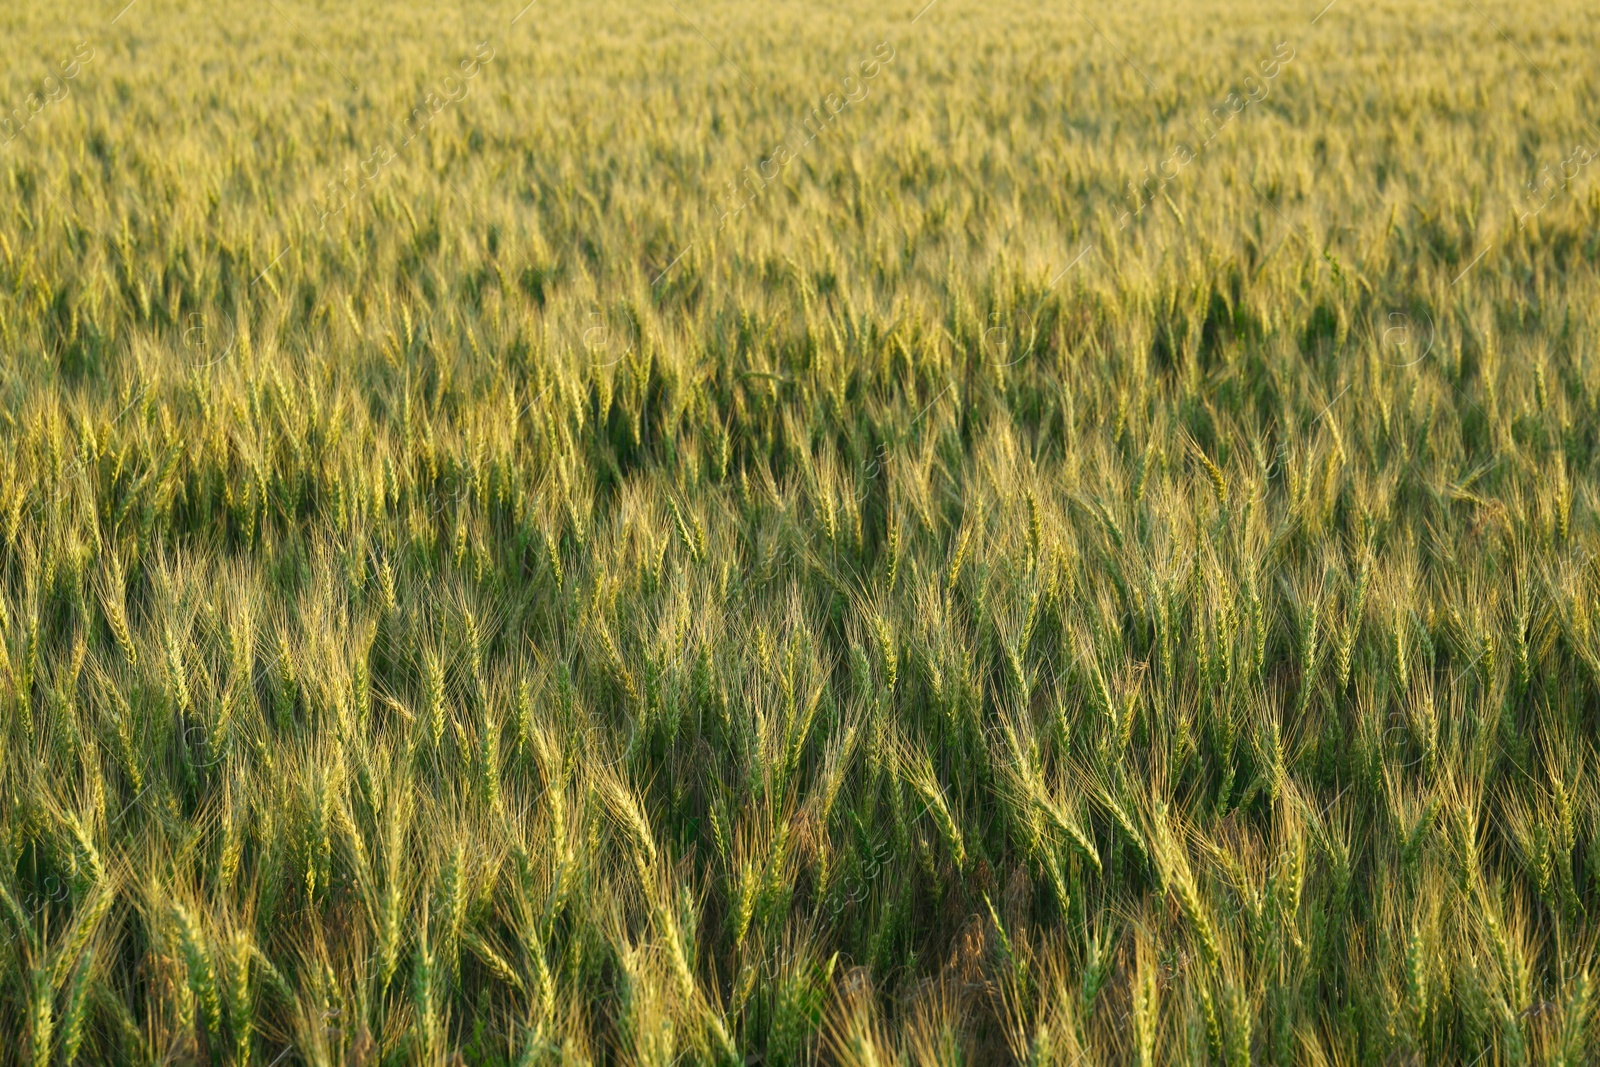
{"left": 2, "top": 0, "right": 1600, "bottom": 1062}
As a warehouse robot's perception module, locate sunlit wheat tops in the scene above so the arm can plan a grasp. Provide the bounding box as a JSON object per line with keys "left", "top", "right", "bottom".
{"left": 2, "top": 0, "right": 1600, "bottom": 1062}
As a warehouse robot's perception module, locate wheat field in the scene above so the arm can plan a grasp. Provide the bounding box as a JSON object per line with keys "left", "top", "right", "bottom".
{"left": 2, "top": 0, "right": 1600, "bottom": 1062}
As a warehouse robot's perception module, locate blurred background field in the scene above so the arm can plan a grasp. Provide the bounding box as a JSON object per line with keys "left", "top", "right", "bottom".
{"left": 3, "top": 0, "right": 1600, "bottom": 1063}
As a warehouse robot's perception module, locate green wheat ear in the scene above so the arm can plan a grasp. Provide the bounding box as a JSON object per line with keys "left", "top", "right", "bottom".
{"left": 224, "top": 933, "right": 254, "bottom": 1067}
{"left": 58, "top": 948, "right": 93, "bottom": 1066}
{"left": 426, "top": 653, "right": 447, "bottom": 752}
{"left": 414, "top": 899, "right": 439, "bottom": 1061}
{"left": 173, "top": 901, "right": 223, "bottom": 1043}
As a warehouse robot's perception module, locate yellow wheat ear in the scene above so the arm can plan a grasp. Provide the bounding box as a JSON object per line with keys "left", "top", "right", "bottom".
{"left": 1185, "top": 432, "right": 1228, "bottom": 509}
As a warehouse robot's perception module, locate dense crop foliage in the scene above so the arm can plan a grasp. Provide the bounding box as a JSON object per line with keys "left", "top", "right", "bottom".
{"left": 4, "top": 0, "right": 1600, "bottom": 1062}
